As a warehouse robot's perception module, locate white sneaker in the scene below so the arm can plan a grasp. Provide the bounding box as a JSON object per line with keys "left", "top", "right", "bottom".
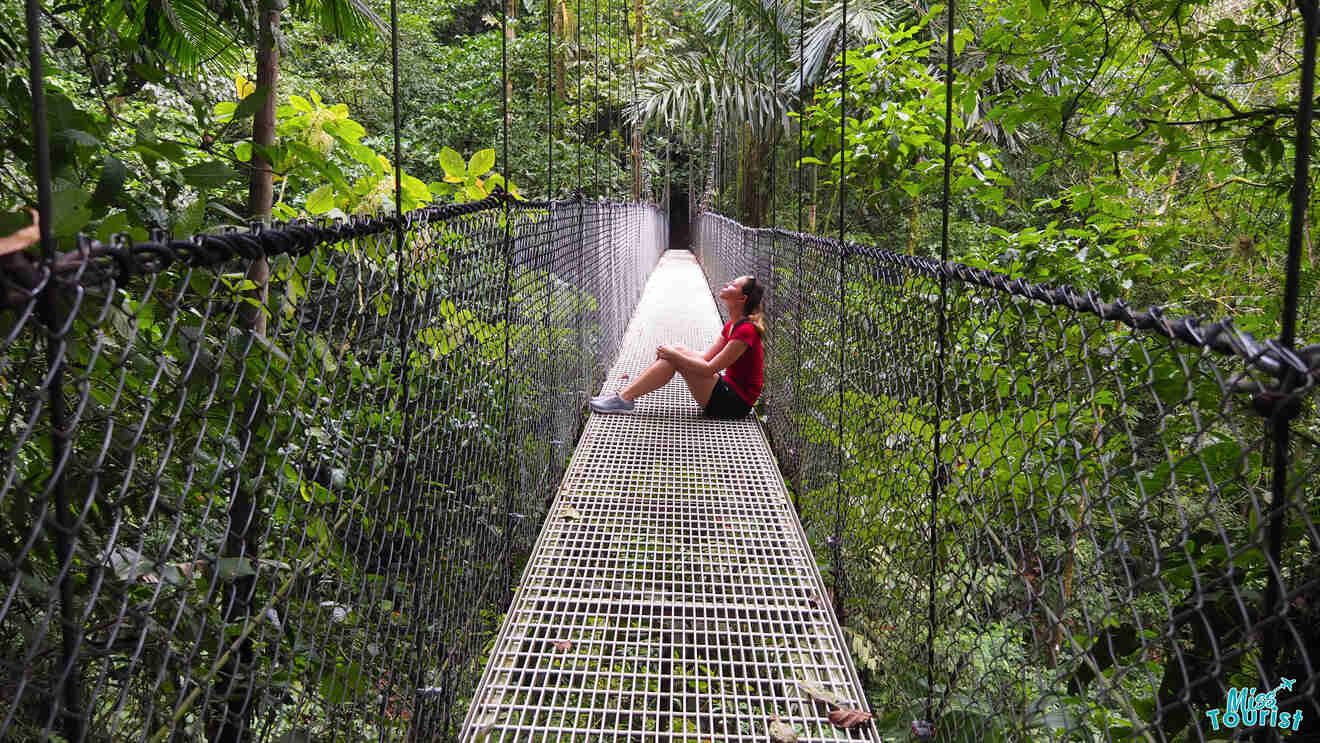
{"left": 589, "top": 393, "right": 636, "bottom": 414}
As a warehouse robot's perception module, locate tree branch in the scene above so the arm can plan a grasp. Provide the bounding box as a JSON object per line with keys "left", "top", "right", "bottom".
{"left": 1137, "top": 106, "right": 1294, "bottom": 127}
{"left": 1127, "top": 8, "right": 1242, "bottom": 116}
{"left": 1201, "top": 175, "right": 1275, "bottom": 192}
{"left": 1061, "top": 1, "right": 1112, "bottom": 142}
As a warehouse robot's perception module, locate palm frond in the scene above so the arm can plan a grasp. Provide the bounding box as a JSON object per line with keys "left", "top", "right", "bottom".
{"left": 293, "top": 0, "right": 386, "bottom": 39}
{"left": 631, "top": 51, "right": 789, "bottom": 137}
{"left": 167, "top": 0, "right": 247, "bottom": 69}
{"left": 98, "top": 0, "right": 246, "bottom": 74}
{"left": 698, "top": 0, "right": 796, "bottom": 60}
{"left": 790, "top": 0, "right": 897, "bottom": 92}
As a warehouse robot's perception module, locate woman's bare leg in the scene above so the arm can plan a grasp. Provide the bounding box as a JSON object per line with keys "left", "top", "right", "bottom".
{"left": 676, "top": 367, "right": 719, "bottom": 407}
{"left": 619, "top": 345, "right": 719, "bottom": 408}
{"left": 620, "top": 359, "right": 677, "bottom": 401}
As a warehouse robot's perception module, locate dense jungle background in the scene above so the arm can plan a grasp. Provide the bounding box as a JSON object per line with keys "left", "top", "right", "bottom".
{"left": 3, "top": 0, "right": 1320, "bottom": 738}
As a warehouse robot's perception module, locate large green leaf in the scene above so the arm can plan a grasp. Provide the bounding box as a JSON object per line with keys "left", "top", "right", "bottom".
{"left": 319, "top": 661, "right": 367, "bottom": 704}
{"left": 306, "top": 185, "right": 336, "bottom": 214}
{"left": 180, "top": 161, "right": 241, "bottom": 189}
{"left": 51, "top": 183, "right": 91, "bottom": 237}
{"left": 325, "top": 118, "right": 367, "bottom": 142}
{"left": 469, "top": 148, "right": 496, "bottom": 176}
{"left": 89, "top": 155, "right": 128, "bottom": 213}
{"left": 438, "top": 147, "right": 466, "bottom": 180}
{"left": 232, "top": 86, "right": 272, "bottom": 120}
{"left": 172, "top": 197, "right": 206, "bottom": 235}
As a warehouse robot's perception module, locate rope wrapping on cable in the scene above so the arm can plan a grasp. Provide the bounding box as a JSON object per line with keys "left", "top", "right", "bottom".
{"left": 0, "top": 190, "right": 569, "bottom": 311}
{"left": 704, "top": 214, "right": 1320, "bottom": 389}
{"left": 10, "top": 194, "right": 1317, "bottom": 386}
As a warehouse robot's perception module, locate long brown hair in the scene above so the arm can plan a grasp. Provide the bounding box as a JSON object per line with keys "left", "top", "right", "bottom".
{"left": 738, "top": 276, "right": 767, "bottom": 338}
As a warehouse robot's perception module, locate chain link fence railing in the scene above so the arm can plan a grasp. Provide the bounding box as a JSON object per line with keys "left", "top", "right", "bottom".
{"left": 0, "top": 195, "right": 665, "bottom": 742}
{"left": 694, "top": 210, "right": 1319, "bottom": 742}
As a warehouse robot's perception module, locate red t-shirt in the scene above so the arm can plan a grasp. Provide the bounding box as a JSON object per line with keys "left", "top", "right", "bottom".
{"left": 719, "top": 320, "right": 763, "bottom": 405}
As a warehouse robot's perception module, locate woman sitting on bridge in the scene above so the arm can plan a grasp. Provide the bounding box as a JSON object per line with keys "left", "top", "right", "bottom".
{"left": 589, "top": 275, "right": 765, "bottom": 419}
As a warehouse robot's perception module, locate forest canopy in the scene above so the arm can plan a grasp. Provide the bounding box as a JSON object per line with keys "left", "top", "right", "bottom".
{"left": 3, "top": 0, "right": 1317, "bottom": 340}
{"left": 3, "top": 0, "right": 1319, "bottom": 739}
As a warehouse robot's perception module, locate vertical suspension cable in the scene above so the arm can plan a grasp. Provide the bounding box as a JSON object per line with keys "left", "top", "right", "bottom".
{"left": 790, "top": 0, "right": 804, "bottom": 513}
{"left": 924, "top": 0, "right": 958, "bottom": 730}
{"left": 593, "top": 0, "right": 600, "bottom": 194}
{"left": 769, "top": 0, "right": 779, "bottom": 230}
{"left": 720, "top": 0, "right": 730, "bottom": 217}
{"left": 577, "top": 0, "right": 583, "bottom": 192}
{"left": 627, "top": 0, "right": 642, "bottom": 202}
{"left": 830, "top": 0, "right": 847, "bottom": 623}
{"left": 543, "top": 0, "right": 559, "bottom": 537}
{"left": 606, "top": 0, "right": 613, "bottom": 202}
{"left": 612, "top": 0, "right": 620, "bottom": 202}
{"left": 546, "top": 0, "right": 551, "bottom": 196}
{"left": 499, "top": 0, "right": 518, "bottom": 592}
{"left": 576, "top": 0, "right": 586, "bottom": 399}
{"left": 25, "top": 2, "right": 81, "bottom": 739}
{"left": 549, "top": 0, "right": 555, "bottom": 196}
{"left": 1262, "top": 0, "right": 1316, "bottom": 693}
{"left": 1280, "top": 3, "right": 1315, "bottom": 352}
{"left": 385, "top": 0, "right": 424, "bottom": 729}
{"left": 501, "top": 0, "right": 511, "bottom": 180}
{"left": 796, "top": 0, "right": 804, "bottom": 234}
{"left": 390, "top": 3, "right": 404, "bottom": 221}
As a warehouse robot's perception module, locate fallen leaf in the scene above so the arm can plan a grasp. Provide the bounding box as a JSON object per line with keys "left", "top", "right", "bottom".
{"left": 768, "top": 718, "right": 798, "bottom": 743}
{"left": 0, "top": 210, "right": 39, "bottom": 257}
{"left": 911, "top": 719, "right": 936, "bottom": 738}
{"left": 828, "top": 708, "right": 873, "bottom": 729}
{"left": 471, "top": 711, "right": 499, "bottom": 742}
{"left": 552, "top": 640, "right": 572, "bottom": 651}
{"left": 797, "top": 680, "right": 843, "bottom": 708}
{"left": 561, "top": 505, "right": 583, "bottom": 520}
{"left": 140, "top": 559, "right": 207, "bottom": 584}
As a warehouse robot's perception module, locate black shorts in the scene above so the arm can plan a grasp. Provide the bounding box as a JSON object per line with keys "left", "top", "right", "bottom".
{"left": 703, "top": 378, "right": 752, "bottom": 420}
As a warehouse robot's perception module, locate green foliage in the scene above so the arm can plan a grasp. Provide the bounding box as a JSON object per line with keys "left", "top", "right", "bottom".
{"left": 769, "top": 220, "right": 1317, "bottom": 740}
{"left": 1, "top": 200, "right": 608, "bottom": 740}
{"left": 432, "top": 145, "right": 519, "bottom": 202}
{"left": 796, "top": 13, "right": 1010, "bottom": 217}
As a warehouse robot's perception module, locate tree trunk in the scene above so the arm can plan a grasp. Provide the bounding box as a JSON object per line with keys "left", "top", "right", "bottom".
{"left": 553, "top": 0, "right": 568, "bottom": 99}
{"left": 740, "top": 134, "right": 770, "bottom": 227}
{"left": 505, "top": 0, "right": 516, "bottom": 141}
{"left": 905, "top": 196, "right": 919, "bottom": 254}
{"left": 630, "top": 0, "right": 644, "bottom": 200}
{"left": 632, "top": 133, "right": 642, "bottom": 200}
{"left": 215, "top": 3, "right": 281, "bottom": 741}
{"left": 632, "top": 0, "right": 643, "bottom": 56}
{"left": 239, "top": 0, "right": 282, "bottom": 336}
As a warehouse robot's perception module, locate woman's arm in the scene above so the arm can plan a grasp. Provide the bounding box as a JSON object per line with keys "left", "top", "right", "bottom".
{"left": 702, "top": 339, "right": 724, "bottom": 362}
{"left": 662, "top": 340, "right": 748, "bottom": 376}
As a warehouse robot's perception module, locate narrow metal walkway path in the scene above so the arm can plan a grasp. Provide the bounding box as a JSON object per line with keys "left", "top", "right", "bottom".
{"left": 460, "top": 250, "right": 880, "bottom": 742}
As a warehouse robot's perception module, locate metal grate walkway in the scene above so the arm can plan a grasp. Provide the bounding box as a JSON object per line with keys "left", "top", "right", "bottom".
{"left": 460, "top": 250, "right": 880, "bottom": 742}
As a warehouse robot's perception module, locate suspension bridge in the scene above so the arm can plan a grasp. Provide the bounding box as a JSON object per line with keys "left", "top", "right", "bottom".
{"left": 460, "top": 249, "right": 876, "bottom": 742}
{"left": 6, "top": 0, "right": 1320, "bottom": 738}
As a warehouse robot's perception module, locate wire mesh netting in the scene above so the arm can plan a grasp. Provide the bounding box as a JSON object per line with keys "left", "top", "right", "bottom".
{"left": 0, "top": 196, "right": 665, "bottom": 742}
{"left": 694, "top": 211, "right": 1320, "bottom": 742}
{"left": 459, "top": 250, "right": 879, "bottom": 743}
